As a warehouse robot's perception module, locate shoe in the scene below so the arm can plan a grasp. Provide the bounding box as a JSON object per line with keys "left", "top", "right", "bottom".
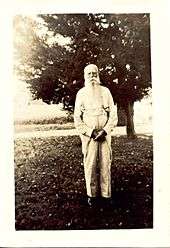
{"left": 87, "top": 197, "right": 97, "bottom": 207}
{"left": 100, "top": 197, "right": 113, "bottom": 210}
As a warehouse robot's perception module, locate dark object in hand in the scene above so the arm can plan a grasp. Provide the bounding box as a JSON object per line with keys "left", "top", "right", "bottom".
{"left": 91, "top": 129, "right": 99, "bottom": 139}
{"left": 94, "top": 129, "right": 107, "bottom": 142}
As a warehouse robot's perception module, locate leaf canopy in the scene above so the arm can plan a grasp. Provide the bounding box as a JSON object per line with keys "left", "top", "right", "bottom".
{"left": 14, "top": 13, "right": 151, "bottom": 109}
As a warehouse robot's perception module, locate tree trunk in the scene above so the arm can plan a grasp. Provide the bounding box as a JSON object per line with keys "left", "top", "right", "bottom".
{"left": 117, "top": 103, "right": 127, "bottom": 126}
{"left": 124, "top": 102, "right": 137, "bottom": 139}
{"left": 117, "top": 102, "right": 136, "bottom": 138}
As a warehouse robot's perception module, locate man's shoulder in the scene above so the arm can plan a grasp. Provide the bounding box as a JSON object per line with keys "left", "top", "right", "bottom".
{"left": 77, "top": 86, "right": 88, "bottom": 96}
{"left": 100, "top": 85, "right": 110, "bottom": 93}
{"left": 76, "top": 85, "right": 110, "bottom": 94}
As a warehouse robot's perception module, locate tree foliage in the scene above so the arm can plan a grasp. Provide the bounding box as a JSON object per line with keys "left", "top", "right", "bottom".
{"left": 13, "top": 13, "right": 151, "bottom": 110}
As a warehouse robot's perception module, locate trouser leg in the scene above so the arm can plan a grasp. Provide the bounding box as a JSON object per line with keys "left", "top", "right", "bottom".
{"left": 99, "top": 141, "right": 112, "bottom": 198}
{"left": 83, "top": 139, "right": 98, "bottom": 197}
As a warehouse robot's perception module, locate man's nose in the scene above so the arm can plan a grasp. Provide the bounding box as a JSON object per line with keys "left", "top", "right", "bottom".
{"left": 89, "top": 73, "right": 95, "bottom": 77}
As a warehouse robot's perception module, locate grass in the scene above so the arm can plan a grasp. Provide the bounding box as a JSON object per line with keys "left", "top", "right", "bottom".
{"left": 14, "top": 103, "right": 73, "bottom": 125}
{"left": 15, "top": 135, "right": 153, "bottom": 230}
{"left": 14, "top": 122, "right": 75, "bottom": 133}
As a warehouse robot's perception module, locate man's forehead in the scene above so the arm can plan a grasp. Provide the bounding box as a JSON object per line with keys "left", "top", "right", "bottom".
{"left": 84, "top": 64, "right": 98, "bottom": 73}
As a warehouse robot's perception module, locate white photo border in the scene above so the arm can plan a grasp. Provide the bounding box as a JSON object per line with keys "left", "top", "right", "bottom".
{"left": 0, "top": 0, "right": 170, "bottom": 247}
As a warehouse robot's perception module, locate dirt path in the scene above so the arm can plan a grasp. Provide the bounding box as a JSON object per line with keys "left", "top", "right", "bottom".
{"left": 14, "top": 124, "right": 152, "bottom": 139}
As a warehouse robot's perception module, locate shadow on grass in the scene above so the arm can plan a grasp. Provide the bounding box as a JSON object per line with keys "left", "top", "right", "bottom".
{"left": 15, "top": 135, "right": 153, "bottom": 230}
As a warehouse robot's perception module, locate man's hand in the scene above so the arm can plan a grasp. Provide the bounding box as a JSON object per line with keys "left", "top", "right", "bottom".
{"left": 91, "top": 129, "right": 99, "bottom": 139}
{"left": 94, "top": 129, "right": 107, "bottom": 142}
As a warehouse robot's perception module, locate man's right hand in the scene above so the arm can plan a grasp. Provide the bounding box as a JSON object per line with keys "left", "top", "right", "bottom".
{"left": 91, "top": 129, "right": 98, "bottom": 139}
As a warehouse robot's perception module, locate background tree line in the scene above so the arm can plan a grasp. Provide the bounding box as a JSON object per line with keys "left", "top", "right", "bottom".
{"left": 13, "top": 13, "right": 151, "bottom": 138}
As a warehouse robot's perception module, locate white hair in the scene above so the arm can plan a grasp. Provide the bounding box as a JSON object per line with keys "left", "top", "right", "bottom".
{"left": 84, "top": 64, "right": 99, "bottom": 74}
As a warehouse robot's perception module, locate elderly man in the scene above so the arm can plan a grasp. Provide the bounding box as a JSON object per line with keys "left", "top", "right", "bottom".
{"left": 74, "top": 64, "right": 117, "bottom": 207}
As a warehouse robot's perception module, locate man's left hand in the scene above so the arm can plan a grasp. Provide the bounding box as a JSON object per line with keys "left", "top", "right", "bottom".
{"left": 94, "top": 129, "right": 107, "bottom": 142}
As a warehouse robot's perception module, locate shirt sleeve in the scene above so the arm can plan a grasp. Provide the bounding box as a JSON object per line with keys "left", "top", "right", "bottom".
{"left": 74, "top": 90, "right": 94, "bottom": 137}
{"left": 103, "top": 89, "right": 117, "bottom": 134}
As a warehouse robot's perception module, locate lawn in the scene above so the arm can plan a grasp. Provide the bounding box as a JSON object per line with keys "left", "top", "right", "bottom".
{"left": 15, "top": 135, "right": 153, "bottom": 230}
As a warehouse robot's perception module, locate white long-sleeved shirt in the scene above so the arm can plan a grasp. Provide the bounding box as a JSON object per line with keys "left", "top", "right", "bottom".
{"left": 74, "top": 85, "right": 117, "bottom": 137}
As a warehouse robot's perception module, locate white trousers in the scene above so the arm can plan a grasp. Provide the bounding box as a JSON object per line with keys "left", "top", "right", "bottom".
{"left": 83, "top": 138, "right": 112, "bottom": 198}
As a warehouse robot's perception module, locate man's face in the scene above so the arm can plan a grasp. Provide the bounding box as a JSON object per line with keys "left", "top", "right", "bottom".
{"left": 84, "top": 67, "right": 99, "bottom": 86}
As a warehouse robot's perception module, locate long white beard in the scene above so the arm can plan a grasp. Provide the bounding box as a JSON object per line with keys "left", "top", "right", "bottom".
{"left": 84, "top": 77, "right": 100, "bottom": 88}
{"left": 84, "top": 77, "right": 102, "bottom": 108}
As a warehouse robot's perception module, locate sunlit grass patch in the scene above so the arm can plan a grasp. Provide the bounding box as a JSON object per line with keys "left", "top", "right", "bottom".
{"left": 14, "top": 102, "right": 73, "bottom": 125}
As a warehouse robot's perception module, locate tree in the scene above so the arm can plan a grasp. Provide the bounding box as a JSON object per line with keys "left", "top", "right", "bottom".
{"left": 13, "top": 14, "right": 151, "bottom": 137}
{"left": 13, "top": 15, "right": 72, "bottom": 104}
